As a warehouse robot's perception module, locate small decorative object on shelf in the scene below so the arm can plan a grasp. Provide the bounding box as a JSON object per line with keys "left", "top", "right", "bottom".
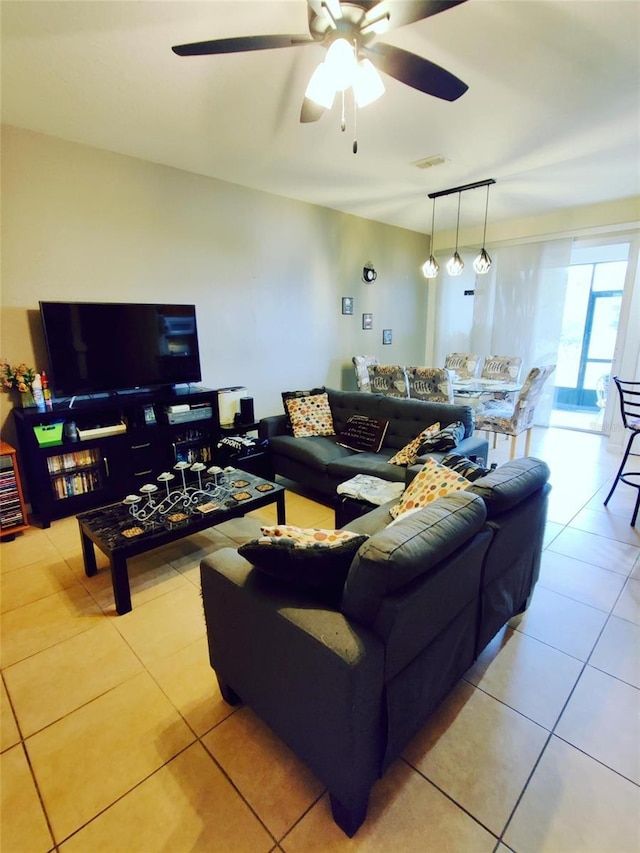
{"left": 123, "top": 462, "right": 234, "bottom": 527}
{"left": 0, "top": 359, "right": 36, "bottom": 406}
{"left": 31, "top": 373, "right": 45, "bottom": 412}
{"left": 41, "top": 371, "right": 53, "bottom": 411}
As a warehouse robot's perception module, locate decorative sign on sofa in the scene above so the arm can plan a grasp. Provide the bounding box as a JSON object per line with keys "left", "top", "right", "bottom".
{"left": 335, "top": 414, "right": 389, "bottom": 453}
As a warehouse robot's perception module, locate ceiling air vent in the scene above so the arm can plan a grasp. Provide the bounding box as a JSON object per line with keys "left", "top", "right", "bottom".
{"left": 412, "top": 155, "right": 447, "bottom": 170}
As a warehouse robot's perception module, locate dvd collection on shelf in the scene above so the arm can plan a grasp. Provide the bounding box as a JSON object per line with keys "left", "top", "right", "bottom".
{"left": 46, "top": 448, "right": 102, "bottom": 500}
{"left": 0, "top": 455, "right": 27, "bottom": 530}
{"left": 46, "top": 449, "right": 101, "bottom": 473}
{"left": 173, "top": 428, "right": 213, "bottom": 464}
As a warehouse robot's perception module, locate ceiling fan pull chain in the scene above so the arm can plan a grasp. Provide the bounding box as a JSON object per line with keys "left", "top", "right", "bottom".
{"left": 340, "top": 90, "right": 346, "bottom": 132}
{"left": 353, "top": 93, "right": 358, "bottom": 154}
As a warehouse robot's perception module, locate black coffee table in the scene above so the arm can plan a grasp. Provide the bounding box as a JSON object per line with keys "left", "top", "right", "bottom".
{"left": 77, "top": 469, "right": 285, "bottom": 614}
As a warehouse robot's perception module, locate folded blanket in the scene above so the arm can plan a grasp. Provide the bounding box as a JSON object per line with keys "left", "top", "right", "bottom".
{"left": 337, "top": 475, "right": 405, "bottom": 506}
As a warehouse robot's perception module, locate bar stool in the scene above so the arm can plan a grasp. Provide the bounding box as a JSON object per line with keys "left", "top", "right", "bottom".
{"left": 603, "top": 377, "right": 640, "bottom": 526}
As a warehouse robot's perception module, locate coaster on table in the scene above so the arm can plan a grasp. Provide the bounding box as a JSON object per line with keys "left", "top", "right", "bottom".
{"left": 167, "top": 512, "right": 188, "bottom": 523}
{"left": 256, "top": 483, "right": 274, "bottom": 492}
{"left": 197, "top": 502, "right": 220, "bottom": 513}
{"left": 232, "top": 478, "right": 250, "bottom": 488}
{"left": 121, "top": 526, "right": 144, "bottom": 538}
{"left": 232, "top": 491, "right": 252, "bottom": 502}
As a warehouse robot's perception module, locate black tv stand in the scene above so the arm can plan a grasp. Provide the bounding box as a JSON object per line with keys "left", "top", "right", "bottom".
{"left": 13, "top": 386, "right": 221, "bottom": 528}
{"left": 114, "top": 387, "right": 152, "bottom": 396}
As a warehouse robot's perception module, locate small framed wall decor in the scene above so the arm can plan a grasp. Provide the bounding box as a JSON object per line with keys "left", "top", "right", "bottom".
{"left": 341, "top": 297, "right": 354, "bottom": 315}
{"left": 362, "top": 313, "right": 373, "bottom": 330}
{"left": 382, "top": 329, "right": 392, "bottom": 345}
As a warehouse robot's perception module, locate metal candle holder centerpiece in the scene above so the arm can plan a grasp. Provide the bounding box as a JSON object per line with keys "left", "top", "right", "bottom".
{"left": 123, "top": 462, "right": 230, "bottom": 525}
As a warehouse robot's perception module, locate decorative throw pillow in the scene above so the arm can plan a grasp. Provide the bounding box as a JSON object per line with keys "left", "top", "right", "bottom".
{"left": 282, "top": 387, "right": 326, "bottom": 432}
{"left": 441, "top": 452, "right": 492, "bottom": 482}
{"left": 336, "top": 414, "right": 389, "bottom": 452}
{"left": 417, "top": 421, "right": 465, "bottom": 453}
{"left": 285, "top": 392, "right": 335, "bottom": 438}
{"left": 388, "top": 422, "right": 441, "bottom": 466}
{"left": 389, "top": 457, "right": 470, "bottom": 519}
{"left": 238, "top": 525, "right": 368, "bottom": 601}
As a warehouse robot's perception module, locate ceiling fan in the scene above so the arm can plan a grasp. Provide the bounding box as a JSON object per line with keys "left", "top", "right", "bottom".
{"left": 172, "top": 1, "right": 469, "bottom": 124}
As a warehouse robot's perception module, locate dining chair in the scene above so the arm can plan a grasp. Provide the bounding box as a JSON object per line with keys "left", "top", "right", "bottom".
{"left": 474, "top": 365, "right": 556, "bottom": 459}
{"left": 352, "top": 356, "right": 379, "bottom": 393}
{"left": 366, "top": 364, "right": 409, "bottom": 398}
{"left": 444, "top": 352, "right": 480, "bottom": 381}
{"left": 406, "top": 366, "right": 454, "bottom": 403}
{"left": 603, "top": 377, "right": 640, "bottom": 522}
{"left": 480, "top": 355, "right": 523, "bottom": 382}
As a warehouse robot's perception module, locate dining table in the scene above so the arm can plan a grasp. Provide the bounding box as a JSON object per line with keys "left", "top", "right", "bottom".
{"left": 452, "top": 378, "right": 523, "bottom": 410}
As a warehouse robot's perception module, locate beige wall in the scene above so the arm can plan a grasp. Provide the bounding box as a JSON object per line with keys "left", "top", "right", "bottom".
{"left": 1, "top": 125, "right": 428, "bottom": 439}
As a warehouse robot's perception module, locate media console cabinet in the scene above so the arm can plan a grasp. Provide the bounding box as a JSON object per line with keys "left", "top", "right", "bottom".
{"left": 13, "top": 386, "right": 221, "bottom": 528}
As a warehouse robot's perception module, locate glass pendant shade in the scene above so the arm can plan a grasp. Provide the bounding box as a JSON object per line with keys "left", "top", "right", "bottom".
{"left": 353, "top": 59, "right": 385, "bottom": 107}
{"left": 473, "top": 248, "right": 492, "bottom": 274}
{"left": 325, "top": 38, "right": 357, "bottom": 90}
{"left": 447, "top": 251, "right": 465, "bottom": 276}
{"left": 305, "top": 62, "right": 336, "bottom": 109}
{"left": 421, "top": 197, "right": 439, "bottom": 279}
{"left": 422, "top": 255, "right": 440, "bottom": 279}
{"left": 473, "top": 183, "right": 492, "bottom": 274}
{"left": 447, "top": 192, "right": 464, "bottom": 276}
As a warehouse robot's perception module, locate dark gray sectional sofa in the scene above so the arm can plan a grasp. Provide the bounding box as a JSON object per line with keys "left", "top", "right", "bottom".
{"left": 259, "top": 387, "right": 489, "bottom": 499}
{"left": 200, "top": 456, "right": 551, "bottom": 837}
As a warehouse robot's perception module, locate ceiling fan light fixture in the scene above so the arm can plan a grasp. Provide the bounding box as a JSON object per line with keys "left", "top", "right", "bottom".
{"left": 325, "top": 37, "right": 357, "bottom": 90}
{"left": 353, "top": 59, "right": 385, "bottom": 107}
{"left": 305, "top": 62, "right": 336, "bottom": 109}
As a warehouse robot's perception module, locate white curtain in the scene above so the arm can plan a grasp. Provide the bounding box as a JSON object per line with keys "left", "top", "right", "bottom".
{"left": 470, "top": 238, "right": 572, "bottom": 425}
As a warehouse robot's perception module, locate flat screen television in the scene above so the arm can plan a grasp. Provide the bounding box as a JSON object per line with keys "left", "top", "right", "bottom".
{"left": 39, "top": 301, "right": 202, "bottom": 397}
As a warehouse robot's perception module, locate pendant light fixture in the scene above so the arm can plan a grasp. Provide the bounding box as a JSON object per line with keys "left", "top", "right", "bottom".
{"left": 422, "top": 179, "right": 496, "bottom": 280}
{"left": 421, "top": 197, "right": 440, "bottom": 279}
{"left": 446, "top": 192, "right": 465, "bottom": 277}
{"left": 473, "top": 182, "right": 493, "bottom": 274}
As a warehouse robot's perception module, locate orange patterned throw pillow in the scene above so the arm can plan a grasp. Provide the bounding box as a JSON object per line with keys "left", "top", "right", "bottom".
{"left": 388, "top": 422, "right": 441, "bottom": 466}
{"left": 285, "top": 392, "right": 335, "bottom": 438}
{"left": 258, "top": 525, "right": 361, "bottom": 546}
{"left": 389, "top": 457, "right": 470, "bottom": 519}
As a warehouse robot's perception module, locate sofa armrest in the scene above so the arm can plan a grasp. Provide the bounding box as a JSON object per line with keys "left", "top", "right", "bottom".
{"left": 468, "top": 457, "right": 550, "bottom": 517}
{"left": 259, "top": 414, "right": 288, "bottom": 439}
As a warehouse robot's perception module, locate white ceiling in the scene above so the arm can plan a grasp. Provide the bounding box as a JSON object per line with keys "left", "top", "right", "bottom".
{"left": 2, "top": 0, "right": 639, "bottom": 235}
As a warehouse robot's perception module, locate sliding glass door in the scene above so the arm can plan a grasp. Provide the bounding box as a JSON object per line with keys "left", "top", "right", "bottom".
{"left": 553, "top": 245, "right": 628, "bottom": 430}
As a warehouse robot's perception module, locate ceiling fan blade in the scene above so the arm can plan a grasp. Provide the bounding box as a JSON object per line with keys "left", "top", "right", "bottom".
{"left": 172, "top": 34, "right": 314, "bottom": 57}
{"left": 300, "top": 97, "right": 325, "bottom": 123}
{"left": 361, "top": 42, "right": 467, "bottom": 101}
{"left": 366, "top": 0, "right": 468, "bottom": 33}
{"left": 306, "top": 0, "right": 342, "bottom": 22}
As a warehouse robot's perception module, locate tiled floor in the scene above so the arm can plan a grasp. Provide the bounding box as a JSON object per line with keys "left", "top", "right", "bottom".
{"left": 2, "top": 426, "right": 639, "bottom": 852}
